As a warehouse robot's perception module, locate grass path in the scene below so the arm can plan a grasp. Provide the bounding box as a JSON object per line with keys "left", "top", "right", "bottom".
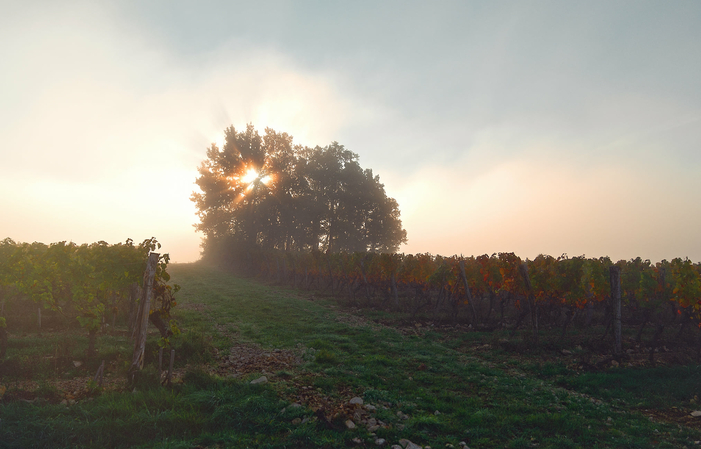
{"left": 168, "top": 263, "right": 701, "bottom": 449}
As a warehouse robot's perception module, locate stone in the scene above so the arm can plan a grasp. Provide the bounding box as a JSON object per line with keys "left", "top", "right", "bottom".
{"left": 352, "top": 438, "right": 363, "bottom": 444}
{"left": 250, "top": 376, "right": 268, "bottom": 385}
{"left": 434, "top": 410, "right": 441, "bottom": 415}
{"left": 391, "top": 446, "right": 403, "bottom": 449}
{"left": 60, "top": 399, "right": 68, "bottom": 406}
{"left": 367, "top": 417, "right": 378, "bottom": 427}
{"left": 345, "top": 419, "right": 356, "bottom": 429}
{"left": 375, "top": 438, "right": 386, "bottom": 446}
{"left": 561, "top": 349, "right": 572, "bottom": 355}
{"left": 364, "top": 404, "right": 377, "bottom": 411}
{"left": 690, "top": 410, "right": 701, "bottom": 417}
{"left": 611, "top": 360, "right": 619, "bottom": 367}
{"left": 399, "top": 439, "right": 422, "bottom": 449}
{"left": 350, "top": 396, "right": 364, "bottom": 405}
{"left": 72, "top": 361, "right": 82, "bottom": 367}
{"left": 368, "top": 425, "right": 380, "bottom": 432}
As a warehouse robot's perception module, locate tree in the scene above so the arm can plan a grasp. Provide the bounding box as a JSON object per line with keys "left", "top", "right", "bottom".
{"left": 192, "top": 125, "right": 407, "bottom": 259}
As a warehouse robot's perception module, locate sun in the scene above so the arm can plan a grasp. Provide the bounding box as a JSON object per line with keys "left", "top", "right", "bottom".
{"left": 241, "top": 168, "right": 259, "bottom": 184}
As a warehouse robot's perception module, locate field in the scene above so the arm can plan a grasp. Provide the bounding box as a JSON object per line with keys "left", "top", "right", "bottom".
{"left": 0, "top": 262, "right": 700, "bottom": 448}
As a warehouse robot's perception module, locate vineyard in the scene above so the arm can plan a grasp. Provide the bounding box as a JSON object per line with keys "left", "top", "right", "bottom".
{"left": 232, "top": 249, "right": 701, "bottom": 361}
{"left": 0, "top": 237, "right": 179, "bottom": 374}
{"left": 0, "top": 248, "right": 700, "bottom": 447}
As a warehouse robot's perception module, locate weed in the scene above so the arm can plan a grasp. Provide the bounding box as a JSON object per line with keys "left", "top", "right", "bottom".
{"left": 173, "top": 330, "right": 215, "bottom": 365}
{"left": 314, "top": 349, "right": 337, "bottom": 364}
{"left": 309, "top": 338, "right": 332, "bottom": 350}
{"left": 35, "top": 381, "right": 61, "bottom": 401}
{"left": 131, "top": 365, "right": 162, "bottom": 391}
{"left": 182, "top": 367, "right": 219, "bottom": 390}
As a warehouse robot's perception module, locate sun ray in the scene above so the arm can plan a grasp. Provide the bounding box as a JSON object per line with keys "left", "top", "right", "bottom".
{"left": 241, "top": 168, "right": 259, "bottom": 184}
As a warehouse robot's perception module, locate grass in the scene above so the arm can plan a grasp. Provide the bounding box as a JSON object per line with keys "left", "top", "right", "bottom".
{"left": 0, "top": 262, "right": 699, "bottom": 448}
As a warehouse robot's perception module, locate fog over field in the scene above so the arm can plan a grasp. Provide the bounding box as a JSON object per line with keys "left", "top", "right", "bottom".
{"left": 1, "top": 1, "right": 700, "bottom": 262}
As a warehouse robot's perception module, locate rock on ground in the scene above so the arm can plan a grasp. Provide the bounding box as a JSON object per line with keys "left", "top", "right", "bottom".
{"left": 250, "top": 376, "right": 268, "bottom": 385}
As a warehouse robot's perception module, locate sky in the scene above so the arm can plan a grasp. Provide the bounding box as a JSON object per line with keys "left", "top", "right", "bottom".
{"left": 1, "top": 0, "right": 700, "bottom": 263}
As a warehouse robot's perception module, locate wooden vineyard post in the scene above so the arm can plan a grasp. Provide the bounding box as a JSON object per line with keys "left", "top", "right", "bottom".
{"left": 129, "top": 252, "right": 159, "bottom": 382}
{"left": 93, "top": 360, "right": 105, "bottom": 388}
{"left": 459, "top": 260, "right": 477, "bottom": 325}
{"left": 37, "top": 307, "right": 41, "bottom": 333}
{"left": 391, "top": 271, "right": 399, "bottom": 309}
{"left": 609, "top": 266, "right": 622, "bottom": 357}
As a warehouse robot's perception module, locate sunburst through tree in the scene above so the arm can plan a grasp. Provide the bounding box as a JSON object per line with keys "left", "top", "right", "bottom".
{"left": 191, "top": 124, "right": 407, "bottom": 260}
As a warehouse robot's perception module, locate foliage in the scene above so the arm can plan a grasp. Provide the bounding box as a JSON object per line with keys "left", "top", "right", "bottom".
{"left": 0, "top": 237, "right": 180, "bottom": 352}
{"left": 242, "top": 247, "right": 701, "bottom": 337}
{"left": 191, "top": 124, "right": 407, "bottom": 258}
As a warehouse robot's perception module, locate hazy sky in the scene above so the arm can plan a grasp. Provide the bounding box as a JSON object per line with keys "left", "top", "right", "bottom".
{"left": 2, "top": 1, "right": 700, "bottom": 263}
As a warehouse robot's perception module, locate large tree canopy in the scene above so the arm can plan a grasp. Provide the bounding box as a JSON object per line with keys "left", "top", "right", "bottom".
{"left": 192, "top": 125, "right": 407, "bottom": 258}
{"left": 191, "top": 124, "right": 407, "bottom": 256}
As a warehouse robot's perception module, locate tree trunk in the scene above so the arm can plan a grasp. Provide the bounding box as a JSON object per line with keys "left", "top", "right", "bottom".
{"left": 149, "top": 310, "right": 172, "bottom": 339}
